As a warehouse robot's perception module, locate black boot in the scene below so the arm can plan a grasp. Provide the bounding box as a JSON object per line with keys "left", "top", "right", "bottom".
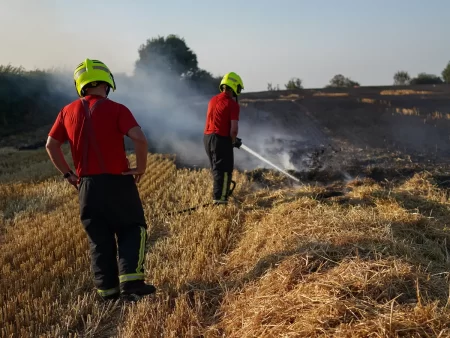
{"left": 120, "top": 280, "right": 156, "bottom": 296}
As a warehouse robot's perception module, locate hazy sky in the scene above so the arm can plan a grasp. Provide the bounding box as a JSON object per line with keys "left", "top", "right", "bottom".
{"left": 1, "top": 0, "right": 448, "bottom": 92}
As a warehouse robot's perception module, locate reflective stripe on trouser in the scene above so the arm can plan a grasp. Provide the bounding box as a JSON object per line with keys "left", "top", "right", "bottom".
{"left": 97, "top": 286, "right": 120, "bottom": 297}
{"left": 118, "top": 225, "right": 147, "bottom": 283}
{"left": 119, "top": 273, "right": 145, "bottom": 283}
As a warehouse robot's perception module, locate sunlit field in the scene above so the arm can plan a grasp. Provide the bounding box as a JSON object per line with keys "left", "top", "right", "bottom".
{"left": 1, "top": 146, "right": 450, "bottom": 337}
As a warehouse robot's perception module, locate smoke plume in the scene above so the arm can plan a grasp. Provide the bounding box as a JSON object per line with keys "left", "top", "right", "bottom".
{"left": 107, "top": 66, "right": 311, "bottom": 173}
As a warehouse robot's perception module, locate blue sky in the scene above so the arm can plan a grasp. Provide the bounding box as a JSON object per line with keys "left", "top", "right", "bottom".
{"left": 0, "top": 0, "right": 448, "bottom": 92}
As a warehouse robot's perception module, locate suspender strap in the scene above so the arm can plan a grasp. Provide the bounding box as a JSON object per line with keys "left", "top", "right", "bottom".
{"left": 80, "top": 97, "right": 107, "bottom": 175}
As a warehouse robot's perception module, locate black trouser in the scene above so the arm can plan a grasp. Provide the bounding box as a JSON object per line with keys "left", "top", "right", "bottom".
{"left": 204, "top": 133, "right": 234, "bottom": 201}
{"left": 78, "top": 174, "right": 148, "bottom": 297}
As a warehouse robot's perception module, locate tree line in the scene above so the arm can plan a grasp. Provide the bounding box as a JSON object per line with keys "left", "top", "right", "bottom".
{"left": 0, "top": 65, "right": 72, "bottom": 137}
{"left": 269, "top": 62, "right": 450, "bottom": 91}
{"left": 0, "top": 34, "right": 222, "bottom": 137}
{"left": 1, "top": 34, "right": 449, "bottom": 136}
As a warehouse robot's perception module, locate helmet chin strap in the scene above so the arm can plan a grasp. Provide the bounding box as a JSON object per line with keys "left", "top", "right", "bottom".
{"left": 235, "top": 84, "right": 242, "bottom": 103}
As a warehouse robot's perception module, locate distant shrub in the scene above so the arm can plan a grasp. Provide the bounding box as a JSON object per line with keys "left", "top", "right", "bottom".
{"left": 410, "top": 73, "right": 443, "bottom": 85}
{"left": 267, "top": 83, "right": 280, "bottom": 91}
{"left": 0, "top": 65, "right": 72, "bottom": 136}
{"left": 326, "top": 74, "right": 360, "bottom": 88}
{"left": 284, "top": 78, "right": 303, "bottom": 90}
{"left": 393, "top": 71, "right": 411, "bottom": 85}
{"left": 442, "top": 61, "right": 450, "bottom": 84}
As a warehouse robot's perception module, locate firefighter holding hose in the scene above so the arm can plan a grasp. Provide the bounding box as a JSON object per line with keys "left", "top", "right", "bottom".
{"left": 45, "top": 59, "right": 156, "bottom": 301}
{"left": 203, "top": 72, "right": 244, "bottom": 204}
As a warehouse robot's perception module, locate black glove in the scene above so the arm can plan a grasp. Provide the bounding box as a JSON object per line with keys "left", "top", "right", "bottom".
{"left": 233, "top": 137, "right": 242, "bottom": 149}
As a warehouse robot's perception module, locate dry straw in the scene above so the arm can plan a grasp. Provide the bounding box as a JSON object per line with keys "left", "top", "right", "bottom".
{"left": 1, "top": 149, "right": 450, "bottom": 337}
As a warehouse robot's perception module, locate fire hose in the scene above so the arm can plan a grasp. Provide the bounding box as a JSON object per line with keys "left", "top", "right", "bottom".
{"left": 168, "top": 180, "right": 236, "bottom": 215}
{"left": 168, "top": 137, "right": 300, "bottom": 215}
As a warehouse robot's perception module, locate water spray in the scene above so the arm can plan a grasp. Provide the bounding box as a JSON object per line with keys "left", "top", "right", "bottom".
{"left": 240, "top": 144, "right": 300, "bottom": 183}
{"left": 169, "top": 143, "right": 300, "bottom": 215}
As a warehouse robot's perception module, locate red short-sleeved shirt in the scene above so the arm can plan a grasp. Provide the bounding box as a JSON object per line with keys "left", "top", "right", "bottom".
{"left": 204, "top": 92, "right": 240, "bottom": 137}
{"left": 48, "top": 95, "right": 140, "bottom": 177}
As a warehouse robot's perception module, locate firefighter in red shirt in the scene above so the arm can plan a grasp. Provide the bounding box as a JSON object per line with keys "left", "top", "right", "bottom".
{"left": 46, "top": 59, "right": 156, "bottom": 301}
{"left": 203, "top": 72, "right": 244, "bottom": 204}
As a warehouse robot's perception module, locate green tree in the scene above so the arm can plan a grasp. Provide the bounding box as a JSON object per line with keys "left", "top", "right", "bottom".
{"left": 442, "top": 61, "right": 450, "bottom": 84}
{"left": 285, "top": 77, "right": 303, "bottom": 89}
{"left": 135, "top": 34, "right": 198, "bottom": 77}
{"left": 327, "top": 74, "right": 360, "bottom": 88}
{"left": 410, "top": 73, "right": 443, "bottom": 85}
{"left": 393, "top": 71, "right": 411, "bottom": 85}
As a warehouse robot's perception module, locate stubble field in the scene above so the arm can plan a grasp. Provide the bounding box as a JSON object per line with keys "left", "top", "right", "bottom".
{"left": 2, "top": 86, "right": 450, "bottom": 337}
{"left": 2, "top": 144, "right": 450, "bottom": 337}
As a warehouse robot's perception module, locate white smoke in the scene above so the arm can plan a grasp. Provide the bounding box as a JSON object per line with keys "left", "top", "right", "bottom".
{"left": 106, "top": 69, "right": 209, "bottom": 167}
{"left": 46, "top": 59, "right": 323, "bottom": 174}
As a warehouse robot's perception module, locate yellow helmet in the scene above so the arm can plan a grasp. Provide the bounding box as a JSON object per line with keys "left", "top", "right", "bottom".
{"left": 220, "top": 72, "right": 244, "bottom": 96}
{"left": 73, "top": 59, "right": 116, "bottom": 97}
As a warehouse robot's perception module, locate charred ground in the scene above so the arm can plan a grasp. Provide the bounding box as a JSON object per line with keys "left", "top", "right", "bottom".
{"left": 4, "top": 84, "right": 450, "bottom": 188}
{"left": 233, "top": 84, "right": 450, "bottom": 186}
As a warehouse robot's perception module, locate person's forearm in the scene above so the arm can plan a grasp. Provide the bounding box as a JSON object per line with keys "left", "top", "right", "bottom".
{"left": 230, "top": 129, "right": 238, "bottom": 142}
{"left": 230, "top": 120, "right": 238, "bottom": 141}
{"left": 46, "top": 146, "right": 71, "bottom": 174}
{"left": 230, "top": 125, "right": 238, "bottom": 137}
{"left": 134, "top": 140, "right": 148, "bottom": 172}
